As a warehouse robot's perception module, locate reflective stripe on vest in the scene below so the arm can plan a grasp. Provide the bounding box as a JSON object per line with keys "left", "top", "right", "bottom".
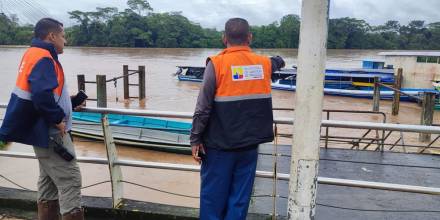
{"left": 209, "top": 46, "right": 272, "bottom": 100}
{"left": 12, "top": 87, "right": 32, "bottom": 100}
{"left": 14, "top": 47, "right": 64, "bottom": 99}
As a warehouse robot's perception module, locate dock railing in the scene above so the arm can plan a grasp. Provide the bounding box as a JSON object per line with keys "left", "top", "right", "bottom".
{"left": 274, "top": 108, "right": 387, "bottom": 151}
{"left": 1, "top": 104, "right": 440, "bottom": 217}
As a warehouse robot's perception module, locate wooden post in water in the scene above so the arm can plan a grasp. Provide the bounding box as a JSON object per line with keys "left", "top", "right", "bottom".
{"left": 77, "top": 74, "right": 85, "bottom": 92}
{"left": 419, "top": 92, "right": 436, "bottom": 142}
{"left": 392, "top": 68, "right": 403, "bottom": 116}
{"left": 373, "top": 77, "right": 381, "bottom": 112}
{"left": 77, "top": 74, "right": 86, "bottom": 106}
{"left": 123, "top": 65, "right": 129, "bottom": 101}
{"left": 288, "top": 0, "right": 329, "bottom": 219}
{"left": 96, "top": 75, "right": 107, "bottom": 108}
{"left": 138, "top": 65, "right": 146, "bottom": 107}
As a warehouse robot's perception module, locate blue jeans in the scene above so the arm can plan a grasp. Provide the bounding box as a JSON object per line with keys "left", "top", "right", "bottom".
{"left": 200, "top": 147, "right": 258, "bottom": 220}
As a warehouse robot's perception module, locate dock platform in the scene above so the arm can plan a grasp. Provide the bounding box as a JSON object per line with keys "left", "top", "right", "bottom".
{"left": 0, "top": 145, "right": 440, "bottom": 219}
{"left": 253, "top": 145, "right": 440, "bottom": 220}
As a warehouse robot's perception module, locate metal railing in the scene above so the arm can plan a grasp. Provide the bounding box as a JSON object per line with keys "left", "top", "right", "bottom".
{"left": 274, "top": 108, "right": 387, "bottom": 150}
{"left": 274, "top": 107, "right": 440, "bottom": 153}
{"left": 1, "top": 104, "right": 440, "bottom": 215}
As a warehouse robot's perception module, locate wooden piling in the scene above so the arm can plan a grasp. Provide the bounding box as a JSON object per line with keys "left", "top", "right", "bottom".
{"left": 96, "top": 75, "right": 107, "bottom": 108}
{"left": 123, "top": 65, "right": 129, "bottom": 101}
{"left": 392, "top": 68, "right": 403, "bottom": 116}
{"left": 138, "top": 66, "right": 146, "bottom": 107}
{"left": 419, "top": 92, "right": 436, "bottom": 142}
{"left": 372, "top": 77, "right": 380, "bottom": 112}
{"left": 77, "top": 74, "right": 85, "bottom": 92}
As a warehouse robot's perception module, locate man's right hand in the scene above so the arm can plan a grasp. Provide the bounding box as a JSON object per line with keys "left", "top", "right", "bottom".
{"left": 55, "top": 121, "right": 66, "bottom": 136}
{"left": 191, "top": 143, "right": 205, "bottom": 165}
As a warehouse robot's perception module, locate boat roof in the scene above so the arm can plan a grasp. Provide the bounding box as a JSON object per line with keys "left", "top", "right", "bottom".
{"left": 176, "top": 66, "right": 205, "bottom": 69}
{"left": 275, "top": 68, "right": 394, "bottom": 78}
{"left": 326, "top": 68, "right": 394, "bottom": 74}
{"left": 379, "top": 51, "right": 440, "bottom": 56}
{"left": 362, "top": 59, "right": 385, "bottom": 63}
{"left": 275, "top": 70, "right": 394, "bottom": 79}
{"left": 325, "top": 72, "right": 394, "bottom": 78}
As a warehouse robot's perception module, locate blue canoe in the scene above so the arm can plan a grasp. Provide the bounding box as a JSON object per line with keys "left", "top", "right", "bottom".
{"left": 72, "top": 112, "right": 192, "bottom": 135}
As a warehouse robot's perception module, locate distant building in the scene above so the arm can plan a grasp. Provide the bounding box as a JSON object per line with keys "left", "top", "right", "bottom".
{"left": 379, "top": 52, "right": 440, "bottom": 89}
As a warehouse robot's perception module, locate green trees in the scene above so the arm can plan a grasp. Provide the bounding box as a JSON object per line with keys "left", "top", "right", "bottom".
{"left": 328, "top": 18, "right": 371, "bottom": 49}
{"left": 127, "top": 0, "right": 153, "bottom": 16}
{"left": 2, "top": 1, "right": 440, "bottom": 49}
{"left": 0, "top": 13, "right": 32, "bottom": 45}
{"left": 64, "top": 2, "right": 221, "bottom": 48}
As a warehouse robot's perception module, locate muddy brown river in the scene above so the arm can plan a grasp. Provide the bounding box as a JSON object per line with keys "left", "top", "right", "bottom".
{"left": 0, "top": 47, "right": 437, "bottom": 207}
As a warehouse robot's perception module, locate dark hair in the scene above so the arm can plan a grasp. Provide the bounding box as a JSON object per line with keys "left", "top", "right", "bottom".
{"left": 225, "top": 18, "right": 250, "bottom": 45}
{"left": 34, "top": 18, "right": 63, "bottom": 40}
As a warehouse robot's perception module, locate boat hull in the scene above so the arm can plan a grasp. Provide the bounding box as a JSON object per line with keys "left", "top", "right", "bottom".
{"left": 73, "top": 112, "right": 192, "bottom": 135}
{"left": 178, "top": 74, "right": 434, "bottom": 101}
{"left": 72, "top": 120, "right": 191, "bottom": 154}
{"left": 271, "top": 82, "right": 437, "bottom": 101}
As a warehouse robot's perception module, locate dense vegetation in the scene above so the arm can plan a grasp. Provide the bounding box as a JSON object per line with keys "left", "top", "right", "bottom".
{"left": 1, "top": 0, "right": 440, "bottom": 49}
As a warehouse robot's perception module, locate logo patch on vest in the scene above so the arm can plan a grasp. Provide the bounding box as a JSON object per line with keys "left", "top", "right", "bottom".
{"left": 231, "top": 65, "right": 264, "bottom": 81}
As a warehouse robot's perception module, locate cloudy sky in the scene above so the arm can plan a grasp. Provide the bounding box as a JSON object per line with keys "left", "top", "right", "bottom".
{"left": 2, "top": 0, "right": 440, "bottom": 29}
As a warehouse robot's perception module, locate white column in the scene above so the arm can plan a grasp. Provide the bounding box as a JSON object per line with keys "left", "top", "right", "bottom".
{"left": 287, "top": 0, "right": 329, "bottom": 219}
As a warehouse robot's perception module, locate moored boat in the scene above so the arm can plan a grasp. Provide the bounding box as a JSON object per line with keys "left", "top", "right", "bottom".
{"left": 72, "top": 112, "right": 192, "bottom": 135}
{"left": 175, "top": 60, "right": 438, "bottom": 101}
{"left": 71, "top": 120, "right": 191, "bottom": 154}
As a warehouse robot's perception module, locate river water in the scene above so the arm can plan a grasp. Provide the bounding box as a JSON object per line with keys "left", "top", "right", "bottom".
{"left": 0, "top": 46, "right": 437, "bottom": 208}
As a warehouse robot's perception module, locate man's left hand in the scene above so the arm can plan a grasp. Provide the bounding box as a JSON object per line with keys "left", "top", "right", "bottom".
{"left": 191, "top": 143, "right": 205, "bottom": 165}
{"left": 74, "top": 101, "right": 86, "bottom": 111}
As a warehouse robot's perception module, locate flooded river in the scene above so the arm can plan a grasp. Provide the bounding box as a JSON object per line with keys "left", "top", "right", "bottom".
{"left": 0, "top": 47, "right": 437, "bottom": 207}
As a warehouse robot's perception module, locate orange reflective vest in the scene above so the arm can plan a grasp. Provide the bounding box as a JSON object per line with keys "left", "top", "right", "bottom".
{"left": 15, "top": 47, "right": 64, "bottom": 99}
{"left": 211, "top": 46, "right": 272, "bottom": 99}
{"left": 203, "top": 46, "right": 274, "bottom": 150}
{"left": 0, "top": 42, "right": 66, "bottom": 148}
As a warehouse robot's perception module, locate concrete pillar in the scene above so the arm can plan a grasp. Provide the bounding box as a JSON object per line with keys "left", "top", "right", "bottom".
{"left": 287, "top": 0, "right": 329, "bottom": 219}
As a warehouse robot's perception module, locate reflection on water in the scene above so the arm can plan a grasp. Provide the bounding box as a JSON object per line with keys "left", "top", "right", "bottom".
{"left": 0, "top": 47, "right": 438, "bottom": 207}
